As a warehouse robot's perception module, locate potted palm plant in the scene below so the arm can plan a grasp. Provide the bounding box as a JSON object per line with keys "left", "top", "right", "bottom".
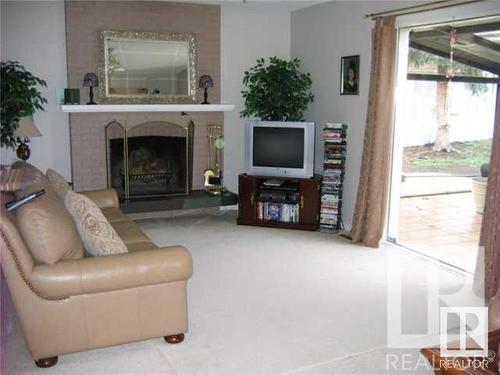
{"left": 240, "top": 57, "right": 316, "bottom": 180}
{"left": 240, "top": 57, "right": 314, "bottom": 122}
{"left": 1, "top": 61, "right": 47, "bottom": 158}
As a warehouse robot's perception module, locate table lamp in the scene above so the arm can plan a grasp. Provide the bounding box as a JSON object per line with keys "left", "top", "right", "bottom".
{"left": 14, "top": 117, "right": 42, "bottom": 161}
{"left": 83, "top": 72, "right": 99, "bottom": 105}
{"left": 198, "top": 75, "right": 214, "bottom": 104}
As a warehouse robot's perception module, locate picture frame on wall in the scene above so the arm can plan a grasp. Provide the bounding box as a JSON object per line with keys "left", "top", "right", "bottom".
{"left": 340, "top": 55, "right": 360, "bottom": 95}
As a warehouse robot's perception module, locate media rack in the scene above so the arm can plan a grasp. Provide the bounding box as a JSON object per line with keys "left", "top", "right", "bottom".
{"left": 237, "top": 174, "right": 321, "bottom": 231}
{"left": 320, "top": 123, "right": 347, "bottom": 232}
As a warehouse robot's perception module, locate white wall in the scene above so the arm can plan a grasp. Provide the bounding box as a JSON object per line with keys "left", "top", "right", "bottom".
{"left": 291, "top": 1, "right": 407, "bottom": 230}
{"left": 0, "top": 1, "right": 70, "bottom": 179}
{"left": 4, "top": 0, "right": 496, "bottom": 213}
{"left": 290, "top": 0, "right": 500, "bottom": 230}
{"left": 221, "top": 3, "right": 292, "bottom": 193}
{"left": 0, "top": 0, "right": 293, "bottom": 190}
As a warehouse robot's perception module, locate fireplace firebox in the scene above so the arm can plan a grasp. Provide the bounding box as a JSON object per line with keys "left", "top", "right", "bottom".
{"left": 106, "top": 121, "right": 191, "bottom": 199}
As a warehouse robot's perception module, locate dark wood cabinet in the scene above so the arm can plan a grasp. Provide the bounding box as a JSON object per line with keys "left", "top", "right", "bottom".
{"left": 298, "top": 178, "right": 322, "bottom": 226}
{"left": 237, "top": 174, "right": 321, "bottom": 231}
{"left": 238, "top": 174, "right": 257, "bottom": 221}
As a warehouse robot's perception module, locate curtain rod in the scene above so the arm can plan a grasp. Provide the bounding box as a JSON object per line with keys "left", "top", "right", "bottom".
{"left": 364, "top": 0, "right": 484, "bottom": 20}
{"left": 399, "top": 13, "right": 500, "bottom": 31}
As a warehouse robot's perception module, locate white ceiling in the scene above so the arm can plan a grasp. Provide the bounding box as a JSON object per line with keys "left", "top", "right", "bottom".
{"left": 156, "top": 0, "right": 329, "bottom": 11}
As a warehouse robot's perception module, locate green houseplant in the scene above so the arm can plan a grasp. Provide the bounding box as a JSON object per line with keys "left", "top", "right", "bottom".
{"left": 1, "top": 61, "right": 47, "bottom": 150}
{"left": 241, "top": 57, "right": 314, "bottom": 122}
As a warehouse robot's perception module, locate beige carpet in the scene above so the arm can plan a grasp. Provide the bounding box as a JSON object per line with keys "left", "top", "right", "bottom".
{"left": 2, "top": 210, "right": 476, "bottom": 374}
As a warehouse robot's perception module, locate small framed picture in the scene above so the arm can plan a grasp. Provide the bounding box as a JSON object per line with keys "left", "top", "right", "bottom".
{"left": 340, "top": 55, "right": 360, "bottom": 95}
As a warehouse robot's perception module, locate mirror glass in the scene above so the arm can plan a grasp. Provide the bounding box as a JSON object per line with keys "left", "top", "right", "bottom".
{"left": 100, "top": 31, "right": 197, "bottom": 103}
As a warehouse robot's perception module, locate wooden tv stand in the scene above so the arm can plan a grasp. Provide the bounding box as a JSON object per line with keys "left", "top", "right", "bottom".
{"left": 237, "top": 174, "right": 321, "bottom": 231}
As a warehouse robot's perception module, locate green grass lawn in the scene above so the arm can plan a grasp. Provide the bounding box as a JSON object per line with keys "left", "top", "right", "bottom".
{"left": 404, "top": 139, "right": 492, "bottom": 175}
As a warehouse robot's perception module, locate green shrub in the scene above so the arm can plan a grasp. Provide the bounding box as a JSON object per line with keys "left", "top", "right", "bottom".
{"left": 241, "top": 57, "right": 314, "bottom": 122}
{"left": 1, "top": 61, "right": 47, "bottom": 149}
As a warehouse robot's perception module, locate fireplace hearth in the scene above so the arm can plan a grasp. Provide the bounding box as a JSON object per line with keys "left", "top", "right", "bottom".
{"left": 106, "top": 121, "right": 192, "bottom": 199}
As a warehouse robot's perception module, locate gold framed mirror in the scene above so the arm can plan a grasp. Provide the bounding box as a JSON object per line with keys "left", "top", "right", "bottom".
{"left": 98, "top": 30, "right": 197, "bottom": 104}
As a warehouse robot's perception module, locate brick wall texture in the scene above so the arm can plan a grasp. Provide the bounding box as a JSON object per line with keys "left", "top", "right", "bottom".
{"left": 65, "top": 1, "right": 222, "bottom": 191}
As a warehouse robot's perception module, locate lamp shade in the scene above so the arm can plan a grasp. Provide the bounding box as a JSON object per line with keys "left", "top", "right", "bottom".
{"left": 83, "top": 72, "right": 99, "bottom": 87}
{"left": 198, "top": 74, "right": 214, "bottom": 89}
{"left": 14, "top": 117, "right": 42, "bottom": 138}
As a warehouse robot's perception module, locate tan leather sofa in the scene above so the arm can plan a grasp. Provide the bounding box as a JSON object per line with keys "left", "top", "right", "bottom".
{"left": 0, "top": 162, "right": 192, "bottom": 368}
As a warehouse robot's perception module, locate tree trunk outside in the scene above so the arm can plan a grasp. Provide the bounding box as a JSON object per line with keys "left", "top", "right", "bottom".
{"left": 433, "top": 64, "right": 452, "bottom": 152}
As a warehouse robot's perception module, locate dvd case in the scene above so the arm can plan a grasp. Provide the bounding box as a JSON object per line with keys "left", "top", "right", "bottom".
{"left": 320, "top": 123, "right": 347, "bottom": 232}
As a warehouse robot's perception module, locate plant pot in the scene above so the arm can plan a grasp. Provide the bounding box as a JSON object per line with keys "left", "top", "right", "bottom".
{"left": 471, "top": 177, "right": 487, "bottom": 214}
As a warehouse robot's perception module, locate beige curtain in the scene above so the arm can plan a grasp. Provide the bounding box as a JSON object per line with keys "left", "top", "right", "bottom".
{"left": 351, "top": 16, "right": 397, "bottom": 248}
{"left": 476, "top": 85, "right": 500, "bottom": 299}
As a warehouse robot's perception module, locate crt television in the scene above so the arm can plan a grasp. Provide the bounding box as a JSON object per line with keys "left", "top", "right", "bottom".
{"left": 244, "top": 121, "right": 315, "bottom": 178}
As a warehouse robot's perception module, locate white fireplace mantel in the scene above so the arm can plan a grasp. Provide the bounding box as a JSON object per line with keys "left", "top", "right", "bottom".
{"left": 60, "top": 104, "right": 235, "bottom": 113}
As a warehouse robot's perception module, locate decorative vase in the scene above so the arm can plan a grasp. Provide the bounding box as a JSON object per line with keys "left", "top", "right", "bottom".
{"left": 472, "top": 177, "right": 487, "bottom": 214}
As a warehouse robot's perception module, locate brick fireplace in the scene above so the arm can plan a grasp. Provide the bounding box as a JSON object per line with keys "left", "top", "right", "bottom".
{"left": 69, "top": 112, "right": 223, "bottom": 193}
{"left": 107, "top": 120, "right": 190, "bottom": 199}
{"left": 65, "top": 1, "right": 222, "bottom": 194}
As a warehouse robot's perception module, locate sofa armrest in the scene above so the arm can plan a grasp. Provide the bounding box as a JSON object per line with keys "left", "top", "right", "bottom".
{"left": 30, "top": 246, "right": 192, "bottom": 299}
{"left": 79, "top": 188, "right": 119, "bottom": 209}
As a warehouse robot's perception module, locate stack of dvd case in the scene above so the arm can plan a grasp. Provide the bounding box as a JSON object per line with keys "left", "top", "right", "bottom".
{"left": 257, "top": 201, "right": 299, "bottom": 223}
{"left": 320, "top": 123, "right": 347, "bottom": 232}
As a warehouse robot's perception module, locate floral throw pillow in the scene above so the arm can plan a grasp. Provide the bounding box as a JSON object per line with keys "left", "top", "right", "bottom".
{"left": 46, "top": 169, "right": 71, "bottom": 200}
{"left": 64, "top": 190, "right": 127, "bottom": 256}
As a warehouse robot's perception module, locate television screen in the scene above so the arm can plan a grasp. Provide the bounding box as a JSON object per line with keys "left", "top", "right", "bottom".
{"left": 253, "top": 127, "right": 305, "bottom": 168}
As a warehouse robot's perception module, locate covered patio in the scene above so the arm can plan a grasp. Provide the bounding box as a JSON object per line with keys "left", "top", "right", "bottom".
{"left": 396, "top": 19, "right": 499, "bottom": 272}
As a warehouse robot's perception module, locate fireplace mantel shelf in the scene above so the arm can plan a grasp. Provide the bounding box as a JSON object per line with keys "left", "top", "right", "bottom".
{"left": 60, "top": 104, "right": 235, "bottom": 113}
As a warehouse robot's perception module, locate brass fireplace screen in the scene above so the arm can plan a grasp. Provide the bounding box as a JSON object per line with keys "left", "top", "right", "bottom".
{"left": 105, "top": 120, "right": 193, "bottom": 199}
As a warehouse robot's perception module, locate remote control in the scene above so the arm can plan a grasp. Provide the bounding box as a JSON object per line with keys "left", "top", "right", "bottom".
{"left": 5, "top": 189, "right": 45, "bottom": 211}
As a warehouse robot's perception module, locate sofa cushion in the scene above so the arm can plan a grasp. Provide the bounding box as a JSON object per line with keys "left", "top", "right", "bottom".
{"left": 110, "top": 219, "right": 150, "bottom": 244}
{"left": 65, "top": 190, "right": 128, "bottom": 256}
{"left": 12, "top": 161, "right": 58, "bottom": 199}
{"left": 0, "top": 165, "right": 42, "bottom": 192}
{"left": 101, "top": 208, "right": 155, "bottom": 251}
{"left": 46, "top": 169, "right": 71, "bottom": 200}
{"left": 101, "top": 207, "right": 130, "bottom": 223}
{"left": 15, "top": 193, "right": 84, "bottom": 265}
{"left": 80, "top": 189, "right": 119, "bottom": 209}
{"left": 126, "top": 240, "right": 158, "bottom": 252}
